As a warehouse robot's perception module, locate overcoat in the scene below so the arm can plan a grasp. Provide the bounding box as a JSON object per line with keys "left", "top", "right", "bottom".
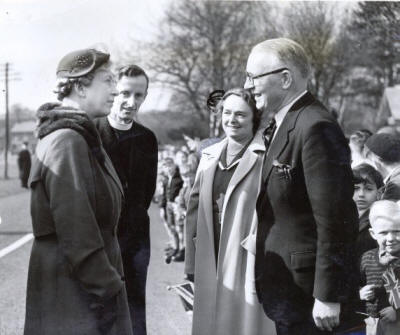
{"left": 24, "top": 118, "right": 132, "bottom": 335}
{"left": 185, "top": 132, "right": 276, "bottom": 335}
{"left": 17, "top": 148, "right": 31, "bottom": 185}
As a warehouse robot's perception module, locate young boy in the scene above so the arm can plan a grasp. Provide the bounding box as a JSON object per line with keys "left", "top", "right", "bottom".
{"left": 353, "top": 164, "right": 384, "bottom": 262}
{"left": 359, "top": 200, "right": 400, "bottom": 335}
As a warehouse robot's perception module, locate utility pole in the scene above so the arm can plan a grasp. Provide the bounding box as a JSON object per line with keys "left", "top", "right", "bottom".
{"left": 4, "top": 63, "right": 9, "bottom": 179}
{"left": 1, "top": 63, "right": 20, "bottom": 179}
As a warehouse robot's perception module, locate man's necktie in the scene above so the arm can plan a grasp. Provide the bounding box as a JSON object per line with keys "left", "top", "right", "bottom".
{"left": 262, "top": 118, "right": 277, "bottom": 150}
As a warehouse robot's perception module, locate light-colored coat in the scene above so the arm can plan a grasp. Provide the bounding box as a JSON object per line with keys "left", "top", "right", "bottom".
{"left": 185, "top": 132, "right": 276, "bottom": 335}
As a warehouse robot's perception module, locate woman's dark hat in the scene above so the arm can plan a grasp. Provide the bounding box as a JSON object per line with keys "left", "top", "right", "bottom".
{"left": 207, "top": 89, "right": 225, "bottom": 113}
{"left": 56, "top": 49, "right": 110, "bottom": 78}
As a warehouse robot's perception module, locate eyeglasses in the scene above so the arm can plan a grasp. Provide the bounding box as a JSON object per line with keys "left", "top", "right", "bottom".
{"left": 246, "top": 67, "right": 289, "bottom": 86}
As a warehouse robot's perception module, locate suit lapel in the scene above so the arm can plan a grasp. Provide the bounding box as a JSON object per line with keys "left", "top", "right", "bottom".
{"left": 221, "top": 132, "right": 265, "bottom": 224}
{"left": 200, "top": 140, "right": 226, "bottom": 249}
{"left": 96, "top": 118, "right": 125, "bottom": 196}
{"left": 263, "top": 92, "right": 315, "bottom": 182}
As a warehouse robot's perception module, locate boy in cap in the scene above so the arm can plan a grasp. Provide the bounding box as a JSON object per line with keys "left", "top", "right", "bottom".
{"left": 359, "top": 200, "right": 400, "bottom": 334}
{"left": 365, "top": 133, "right": 400, "bottom": 201}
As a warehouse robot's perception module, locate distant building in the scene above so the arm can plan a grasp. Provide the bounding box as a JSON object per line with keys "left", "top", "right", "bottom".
{"left": 377, "top": 85, "right": 400, "bottom": 130}
{"left": 10, "top": 120, "right": 37, "bottom": 154}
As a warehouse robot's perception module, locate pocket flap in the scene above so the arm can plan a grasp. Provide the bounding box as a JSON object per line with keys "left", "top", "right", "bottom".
{"left": 290, "top": 251, "right": 316, "bottom": 270}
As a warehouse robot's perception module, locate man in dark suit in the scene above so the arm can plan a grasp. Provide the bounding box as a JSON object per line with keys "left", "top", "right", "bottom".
{"left": 94, "top": 65, "right": 158, "bottom": 335}
{"left": 244, "top": 38, "right": 358, "bottom": 334}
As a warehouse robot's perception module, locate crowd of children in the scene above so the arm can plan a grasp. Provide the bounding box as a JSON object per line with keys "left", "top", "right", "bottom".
{"left": 155, "top": 143, "right": 199, "bottom": 265}
{"left": 348, "top": 128, "right": 400, "bottom": 334}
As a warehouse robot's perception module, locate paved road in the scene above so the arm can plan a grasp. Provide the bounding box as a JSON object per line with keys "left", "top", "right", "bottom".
{"left": 0, "top": 186, "right": 191, "bottom": 335}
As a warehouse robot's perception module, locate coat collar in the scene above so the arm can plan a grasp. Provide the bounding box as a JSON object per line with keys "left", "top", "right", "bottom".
{"left": 93, "top": 117, "right": 125, "bottom": 197}
{"left": 102, "top": 149, "right": 125, "bottom": 197}
{"left": 385, "top": 165, "right": 400, "bottom": 184}
{"left": 202, "top": 132, "right": 265, "bottom": 159}
{"left": 200, "top": 132, "right": 265, "bottom": 243}
{"left": 359, "top": 209, "right": 371, "bottom": 232}
{"left": 263, "top": 92, "right": 315, "bottom": 182}
{"left": 220, "top": 132, "right": 264, "bottom": 224}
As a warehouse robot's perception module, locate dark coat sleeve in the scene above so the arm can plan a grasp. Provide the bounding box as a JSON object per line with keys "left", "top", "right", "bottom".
{"left": 42, "top": 132, "right": 123, "bottom": 300}
{"left": 381, "top": 174, "right": 400, "bottom": 201}
{"left": 143, "top": 131, "right": 158, "bottom": 209}
{"left": 168, "top": 170, "right": 183, "bottom": 201}
{"left": 302, "top": 120, "right": 358, "bottom": 302}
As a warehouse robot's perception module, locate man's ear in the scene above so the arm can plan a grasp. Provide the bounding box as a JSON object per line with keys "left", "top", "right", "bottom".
{"left": 281, "top": 71, "right": 292, "bottom": 90}
{"left": 369, "top": 228, "right": 377, "bottom": 240}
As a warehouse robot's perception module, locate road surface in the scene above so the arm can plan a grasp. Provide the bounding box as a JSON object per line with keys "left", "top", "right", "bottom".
{"left": 0, "top": 181, "right": 191, "bottom": 335}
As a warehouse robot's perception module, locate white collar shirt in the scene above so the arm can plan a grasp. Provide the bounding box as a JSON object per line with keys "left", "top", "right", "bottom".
{"left": 384, "top": 165, "right": 400, "bottom": 184}
{"left": 271, "top": 90, "right": 308, "bottom": 142}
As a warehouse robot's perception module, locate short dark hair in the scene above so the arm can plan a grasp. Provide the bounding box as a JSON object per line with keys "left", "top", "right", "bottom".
{"left": 353, "top": 163, "right": 384, "bottom": 189}
{"left": 218, "top": 88, "right": 261, "bottom": 134}
{"left": 117, "top": 64, "right": 149, "bottom": 90}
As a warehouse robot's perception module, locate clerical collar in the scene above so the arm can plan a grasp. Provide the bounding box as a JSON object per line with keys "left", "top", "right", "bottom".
{"left": 107, "top": 114, "right": 133, "bottom": 131}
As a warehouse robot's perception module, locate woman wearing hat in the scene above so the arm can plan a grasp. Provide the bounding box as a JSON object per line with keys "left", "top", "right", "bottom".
{"left": 24, "top": 49, "right": 132, "bottom": 335}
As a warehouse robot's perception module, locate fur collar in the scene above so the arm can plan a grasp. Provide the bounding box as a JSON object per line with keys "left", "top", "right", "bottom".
{"left": 36, "top": 103, "right": 104, "bottom": 164}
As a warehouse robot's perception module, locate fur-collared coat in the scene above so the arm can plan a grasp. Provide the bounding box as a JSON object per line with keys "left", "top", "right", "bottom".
{"left": 185, "top": 132, "right": 276, "bottom": 335}
{"left": 24, "top": 106, "right": 132, "bottom": 335}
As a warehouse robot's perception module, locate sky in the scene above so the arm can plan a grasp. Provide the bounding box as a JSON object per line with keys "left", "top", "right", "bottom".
{"left": 0, "top": 0, "right": 170, "bottom": 114}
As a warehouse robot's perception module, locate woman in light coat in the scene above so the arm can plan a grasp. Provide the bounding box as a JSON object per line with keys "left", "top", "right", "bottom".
{"left": 24, "top": 49, "right": 132, "bottom": 335}
{"left": 185, "top": 88, "right": 276, "bottom": 335}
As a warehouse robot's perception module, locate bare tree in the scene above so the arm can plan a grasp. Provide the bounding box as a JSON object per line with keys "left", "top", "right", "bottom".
{"left": 279, "top": 2, "right": 354, "bottom": 107}
{"left": 145, "top": 0, "right": 275, "bottom": 137}
{"left": 349, "top": 2, "right": 400, "bottom": 88}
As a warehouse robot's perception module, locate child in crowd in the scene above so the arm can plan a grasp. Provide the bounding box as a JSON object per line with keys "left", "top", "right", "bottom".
{"left": 350, "top": 130, "right": 373, "bottom": 168}
{"left": 172, "top": 165, "right": 196, "bottom": 262}
{"left": 163, "top": 158, "right": 183, "bottom": 263}
{"left": 359, "top": 200, "right": 400, "bottom": 335}
{"left": 353, "top": 164, "right": 384, "bottom": 263}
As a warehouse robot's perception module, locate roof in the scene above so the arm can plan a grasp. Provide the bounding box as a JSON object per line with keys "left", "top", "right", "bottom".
{"left": 11, "top": 121, "right": 36, "bottom": 133}
{"left": 384, "top": 85, "right": 400, "bottom": 120}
